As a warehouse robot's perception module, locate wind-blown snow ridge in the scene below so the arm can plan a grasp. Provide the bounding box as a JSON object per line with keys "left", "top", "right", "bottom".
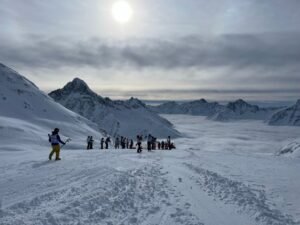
{"left": 277, "top": 139, "right": 300, "bottom": 157}
{"left": 49, "top": 78, "right": 181, "bottom": 138}
{"left": 185, "top": 163, "right": 298, "bottom": 225}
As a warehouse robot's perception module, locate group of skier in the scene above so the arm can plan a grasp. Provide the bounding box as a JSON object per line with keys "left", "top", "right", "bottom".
{"left": 100, "top": 137, "right": 111, "bottom": 149}
{"left": 48, "top": 128, "right": 176, "bottom": 160}
{"left": 86, "top": 136, "right": 94, "bottom": 149}
{"left": 147, "top": 134, "right": 174, "bottom": 151}
{"left": 86, "top": 136, "right": 112, "bottom": 149}
{"left": 85, "top": 134, "right": 175, "bottom": 152}
{"left": 114, "top": 136, "right": 134, "bottom": 149}
{"left": 135, "top": 134, "right": 176, "bottom": 153}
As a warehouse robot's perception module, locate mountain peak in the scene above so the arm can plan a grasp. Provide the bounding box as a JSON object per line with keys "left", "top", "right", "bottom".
{"left": 62, "top": 77, "right": 93, "bottom": 94}
{"left": 233, "top": 99, "right": 247, "bottom": 105}
{"left": 126, "top": 97, "right": 146, "bottom": 108}
{"left": 191, "top": 98, "right": 207, "bottom": 104}
{"left": 227, "top": 99, "right": 259, "bottom": 113}
{"left": 228, "top": 99, "right": 252, "bottom": 107}
{"left": 49, "top": 77, "right": 102, "bottom": 102}
{"left": 70, "top": 77, "right": 89, "bottom": 88}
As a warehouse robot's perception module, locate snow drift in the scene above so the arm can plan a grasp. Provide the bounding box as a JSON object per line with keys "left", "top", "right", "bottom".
{"left": 277, "top": 139, "right": 300, "bottom": 158}
{"left": 0, "top": 63, "right": 101, "bottom": 151}
{"left": 49, "top": 78, "right": 181, "bottom": 139}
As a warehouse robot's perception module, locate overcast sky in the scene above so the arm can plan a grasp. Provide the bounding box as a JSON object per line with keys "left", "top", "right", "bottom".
{"left": 0, "top": 0, "right": 300, "bottom": 101}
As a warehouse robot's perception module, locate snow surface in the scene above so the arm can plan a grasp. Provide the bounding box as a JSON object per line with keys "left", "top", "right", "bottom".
{"left": 0, "top": 63, "right": 101, "bottom": 150}
{"left": 1, "top": 114, "right": 300, "bottom": 225}
{"left": 49, "top": 78, "right": 181, "bottom": 139}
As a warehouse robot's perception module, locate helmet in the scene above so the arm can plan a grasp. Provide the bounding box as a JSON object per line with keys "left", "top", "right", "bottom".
{"left": 54, "top": 128, "right": 60, "bottom": 132}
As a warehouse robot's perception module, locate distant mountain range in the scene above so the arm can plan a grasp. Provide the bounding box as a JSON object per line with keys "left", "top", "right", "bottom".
{"left": 150, "top": 98, "right": 300, "bottom": 126}
{"left": 207, "top": 99, "right": 277, "bottom": 121}
{"left": 149, "top": 99, "right": 223, "bottom": 116}
{"left": 49, "top": 78, "right": 181, "bottom": 138}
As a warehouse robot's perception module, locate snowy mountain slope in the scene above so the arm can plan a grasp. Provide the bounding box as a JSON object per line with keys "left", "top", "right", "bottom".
{"left": 0, "top": 63, "right": 101, "bottom": 151}
{"left": 208, "top": 99, "right": 277, "bottom": 121}
{"left": 268, "top": 99, "right": 300, "bottom": 126}
{"left": 49, "top": 78, "right": 181, "bottom": 139}
{"left": 150, "top": 99, "right": 223, "bottom": 116}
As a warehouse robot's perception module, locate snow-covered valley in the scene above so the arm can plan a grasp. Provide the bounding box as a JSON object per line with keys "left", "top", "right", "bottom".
{"left": 1, "top": 115, "right": 300, "bottom": 225}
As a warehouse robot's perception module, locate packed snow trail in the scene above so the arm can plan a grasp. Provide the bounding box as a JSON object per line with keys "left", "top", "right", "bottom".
{"left": 1, "top": 151, "right": 205, "bottom": 225}
{"left": 1, "top": 149, "right": 298, "bottom": 225}
{"left": 1, "top": 115, "right": 300, "bottom": 225}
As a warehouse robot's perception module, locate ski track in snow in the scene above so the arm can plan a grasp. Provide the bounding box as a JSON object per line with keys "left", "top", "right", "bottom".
{"left": 184, "top": 162, "right": 297, "bottom": 225}
{"left": 0, "top": 152, "right": 204, "bottom": 225}
{"left": 1, "top": 149, "right": 298, "bottom": 225}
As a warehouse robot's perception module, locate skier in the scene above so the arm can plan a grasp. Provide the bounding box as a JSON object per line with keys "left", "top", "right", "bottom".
{"left": 105, "top": 137, "right": 111, "bottom": 149}
{"left": 100, "top": 138, "right": 104, "bottom": 149}
{"left": 89, "top": 136, "right": 94, "bottom": 149}
{"left": 167, "top": 136, "right": 171, "bottom": 150}
{"left": 121, "top": 136, "right": 126, "bottom": 149}
{"left": 126, "top": 138, "right": 129, "bottom": 149}
{"left": 161, "top": 141, "right": 165, "bottom": 150}
{"left": 158, "top": 141, "right": 161, "bottom": 150}
{"left": 136, "top": 135, "right": 142, "bottom": 153}
{"left": 48, "top": 128, "right": 65, "bottom": 161}
{"left": 170, "top": 142, "right": 176, "bottom": 150}
{"left": 129, "top": 139, "right": 134, "bottom": 149}
{"left": 87, "top": 136, "right": 91, "bottom": 149}
{"left": 152, "top": 136, "right": 156, "bottom": 150}
{"left": 147, "top": 134, "right": 152, "bottom": 151}
{"left": 115, "top": 137, "right": 120, "bottom": 149}
{"left": 120, "top": 136, "right": 123, "bottom": 149}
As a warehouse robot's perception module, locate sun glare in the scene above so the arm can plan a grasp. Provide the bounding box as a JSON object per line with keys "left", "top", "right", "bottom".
{"left": 112, "top": 1, "right": 133, "bottom": 24}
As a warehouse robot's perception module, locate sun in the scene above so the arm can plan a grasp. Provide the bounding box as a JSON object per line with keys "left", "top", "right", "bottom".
{"left": 112, "top": 1, "right": 133, "bottom": 24}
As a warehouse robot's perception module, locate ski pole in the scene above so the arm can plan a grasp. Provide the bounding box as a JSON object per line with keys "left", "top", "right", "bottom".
{"left": 61, "top": 138, "right": 71, "bottom": 149}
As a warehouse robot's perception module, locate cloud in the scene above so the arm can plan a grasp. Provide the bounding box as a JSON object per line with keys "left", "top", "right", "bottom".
{"left": 1, "top": 33, "right": 300, "bottom": 71}
{"left": 1, "top": 33, "right": 300, "bottom": 102}
{"left": 92, "top": 87, "right": 300, "bottom": 102}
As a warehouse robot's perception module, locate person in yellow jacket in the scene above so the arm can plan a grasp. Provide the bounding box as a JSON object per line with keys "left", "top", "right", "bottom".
{"left": 48, "top": 128, "right": 65, "bottom": 160}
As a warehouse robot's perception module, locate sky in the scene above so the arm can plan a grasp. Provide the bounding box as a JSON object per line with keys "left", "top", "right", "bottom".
{"left": 0, "top": 0, "right": 300, "bottom": 102}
